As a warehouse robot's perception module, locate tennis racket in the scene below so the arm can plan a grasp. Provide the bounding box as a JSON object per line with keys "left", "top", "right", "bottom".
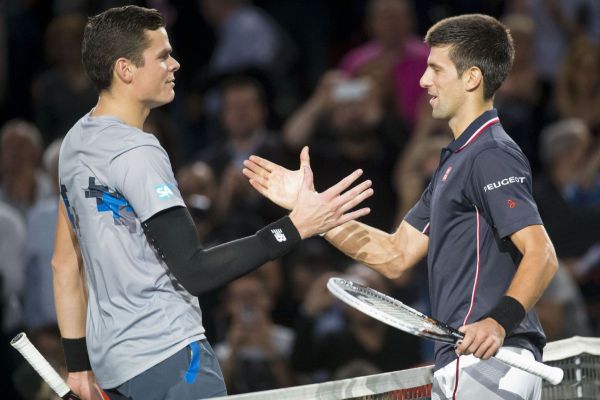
{"left": 326, "top": 277, "right": 564, "bottom": 385}
{"left": 10, "top": 332, "right": 81, "bottom": 400}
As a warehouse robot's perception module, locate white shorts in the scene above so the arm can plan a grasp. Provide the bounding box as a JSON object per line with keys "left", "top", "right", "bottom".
{"left": 432, "top": 347, "right": 542, "bottom": 400}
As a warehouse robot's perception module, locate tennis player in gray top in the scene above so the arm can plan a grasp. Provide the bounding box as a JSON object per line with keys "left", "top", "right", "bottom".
{"left": 243, "top": 14, "right": 558, "bottom": 400}
{"left": 52, "top": 5, "right": 373, "bottom": 400}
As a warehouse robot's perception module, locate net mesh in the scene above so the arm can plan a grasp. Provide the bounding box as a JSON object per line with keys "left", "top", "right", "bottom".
{"left": 214, "top": 336, "right": 599, "bottom": 400}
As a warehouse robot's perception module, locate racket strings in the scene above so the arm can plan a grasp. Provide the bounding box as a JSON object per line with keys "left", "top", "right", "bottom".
{"left": 343, "top": 282, "right": 446, "bottom": 335}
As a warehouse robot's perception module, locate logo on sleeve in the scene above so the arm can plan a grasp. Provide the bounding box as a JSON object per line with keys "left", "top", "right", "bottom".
{"left": 507, "top": 199, "right": 517, "bottom": 208}
{"left": 271, "top": 228, "right": 287, "bottom": 242}
{"left": 155, "top": 183, "right": 175, "bottom": 200}
{"left": 483, "top": 176, "right": 526, "bottom": 192}
{"left": 442, "top": 166, "right": 453, "bottom": 182}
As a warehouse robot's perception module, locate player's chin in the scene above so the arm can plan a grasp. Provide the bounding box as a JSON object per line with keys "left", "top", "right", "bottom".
{"left": 155, "top": 91, "right": 176, "bottom": 106}
{"left": 431, "top": 108, "right": 447, "bottom": 119}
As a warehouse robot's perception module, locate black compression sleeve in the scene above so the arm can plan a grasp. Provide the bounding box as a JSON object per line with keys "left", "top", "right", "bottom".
{"left": 142, "top": 206, "right": 301, "bottom": 295}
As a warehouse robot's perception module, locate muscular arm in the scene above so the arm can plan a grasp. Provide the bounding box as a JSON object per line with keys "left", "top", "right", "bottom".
{"left": 323, "top": 219, "right": 429, "bottom": 279}
{"left": 506, "top": 224, "right": 558, "bottom": 311}
{"left": 143, "top": 206, "right": 301, "bottom": 296}
{"left": 52, "top": 202, "right": 87, "bottom": 339}
{"left": 457, "top": 224, "right": 558, "bottom": 359}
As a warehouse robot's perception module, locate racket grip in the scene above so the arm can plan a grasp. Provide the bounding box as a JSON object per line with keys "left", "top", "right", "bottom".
{"left": 10, "top": 332, "right": 80, "bottom": 399}
{"left": 495, "top": 348, "right": 564, "bottom": 385}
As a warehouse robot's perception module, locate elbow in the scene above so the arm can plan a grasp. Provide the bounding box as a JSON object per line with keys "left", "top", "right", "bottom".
{"left": 51, "top": 254, "right": 71, "bottom": 274}
{"left": 544, "top": 242, "right": 559, "bottom": 276}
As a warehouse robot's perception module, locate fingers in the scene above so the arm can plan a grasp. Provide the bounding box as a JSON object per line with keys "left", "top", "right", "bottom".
{"left": 247, "top": 178, "right": 269, "bottom": 196}
{"left": 456, "top": 324, "right": 502, "bottom": 359}
{"left": 246, "top": 155, "right": 274, "bottom": 172}
{"left": 323, "top": 169, "right": 363, "bottom": 198}
{"left": 336, "top": 207, "right": 371, "bottom": 226}
{"left": 481, "top": 337, "right": 499, "bottom": 360}
{"left": 243, "top": 160, "right": 268, "bottom": 181}
{"left": 455, "top": 329, "right": 472, "bottom": 356}
{"left": 338, "top": 180, "right": 373, "bottom": 211}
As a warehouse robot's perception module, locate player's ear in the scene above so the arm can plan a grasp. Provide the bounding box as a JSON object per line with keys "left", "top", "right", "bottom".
{"left": 114, "top": 58, "right": 134, "bottom": 84}
{"left": 463, "top": 66, "right": 483, "bottom": 93}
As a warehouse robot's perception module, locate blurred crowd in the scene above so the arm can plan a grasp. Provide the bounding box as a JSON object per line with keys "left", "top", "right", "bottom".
{"left": 0, "top": 0, "right": 599, "bottom": 399}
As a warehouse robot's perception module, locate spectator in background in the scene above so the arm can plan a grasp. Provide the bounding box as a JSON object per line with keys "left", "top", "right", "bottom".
{"left": 527, "top": 0, "right": 600, "bottom": 84}
{"left": 283, "top": 70, "right": 404, "bottom": 232}
{"left": 0, "top": 193, "right": 27, "bottom": 400}
{"left": 536, "top": 264, "right": 593, "bottom": 341}
{"left": 215, "top": 273, "right": 295, "bottom": 393}
{"left": 291, "top": 264, "right": 421, "bottom": 383}
{"left": 393, "top": 132, "right": 449, "bottom": 225}
{"left": 338, "top": 0, "right": 428, "bottom": 129}
{"left": 0, "top": 119, "right": 53, "bottom": 215}
{"left": 176, "top": 161, "right": 220, "bottom": 244}
{"left": 275, "top": 239, "right": 346, "bottom": 334}
{"left": 534, "top": 119, "right": 600, "bottom": 260}
{"left": 23, "top": 139, "right": 62, "bottom": 330}
{"left": 0, "top": 199, "right": 26, "bottom": 335}
{"left": 555, "top": 37, "right": 600, "bottom": 135}
{"left": 495, "top": 13, "right": 541, "bottom": 168}
{"left": 144, "top": 108, "right": 184, "bottom": 172}
{"left": 196, "top": 75, "right": 292, "bottom": 230}
{"left": 32, "top": 14, "right": 97, "bottom": 144}
{"left": 199, "top": 0, "right": 296, "bottom": 117}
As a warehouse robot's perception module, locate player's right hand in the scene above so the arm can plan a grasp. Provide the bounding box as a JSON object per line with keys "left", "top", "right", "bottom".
{"left": 243, "top": 146, "right": 312, "bottom": 211}
{"left": 288, "top": 164, "right": 373, "bottom": 239}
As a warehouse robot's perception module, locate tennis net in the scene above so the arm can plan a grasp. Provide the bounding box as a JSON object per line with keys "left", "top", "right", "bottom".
{"left": 215, "top": 336, "right": 599, "bottom": 400}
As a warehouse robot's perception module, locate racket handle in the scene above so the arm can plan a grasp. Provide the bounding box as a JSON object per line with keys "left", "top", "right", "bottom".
{"left": 495, "top": 348, "right": 564, "bottom": 385}
{"left": 10, "top": 332, "right": 81, "bottom": 399}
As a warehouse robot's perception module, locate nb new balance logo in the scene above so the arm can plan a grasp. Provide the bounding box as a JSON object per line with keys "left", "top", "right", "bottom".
{"left": 271, "top": 228, "right": 287, "bottom": 243}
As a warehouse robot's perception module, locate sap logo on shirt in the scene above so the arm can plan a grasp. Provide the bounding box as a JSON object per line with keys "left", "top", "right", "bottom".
{"left": 271, "top": 228, "right": 287, "bottom": 242}
{"left": 483, "top": 176, "right": 525, "bottom": 192}
{"left": 155, "top": 184, "right": 175, "bottom": 199}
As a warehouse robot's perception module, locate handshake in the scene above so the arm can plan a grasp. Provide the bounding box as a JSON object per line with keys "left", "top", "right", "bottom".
{"left": 242, "top": 146, "right": 374, "bottom": 239}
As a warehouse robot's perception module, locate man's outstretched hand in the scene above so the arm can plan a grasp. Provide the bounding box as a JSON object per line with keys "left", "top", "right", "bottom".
{"left": 289, "top": 162, "right": 372, "bottom": 238}
{"left": 243, "top": 146, "right": 311, "bottom": 210}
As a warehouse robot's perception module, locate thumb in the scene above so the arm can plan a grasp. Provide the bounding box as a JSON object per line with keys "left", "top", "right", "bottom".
{"left": 302, "top": 165, "right": 314, "bottom": 190}
{"left": 458, "top": 324, "right": 469, "bottom": 334}
{"left": 300, "top": 146, "right": 311, "bottom": 168}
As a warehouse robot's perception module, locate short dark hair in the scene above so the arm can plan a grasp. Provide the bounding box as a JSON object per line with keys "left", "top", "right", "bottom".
{"left": 220, "top": 75, "right": 268, "bottom": 106}
{"left": 82, "top": 6, "right": 165, "bottom": 91}
{"left": 425, "top": 14, "right": 514, "bottom": 100}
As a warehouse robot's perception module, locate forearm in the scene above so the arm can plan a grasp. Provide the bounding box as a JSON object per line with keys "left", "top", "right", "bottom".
{"left": 505, "top": 243, "right": 558, "bottom": 311}
{"left": 323, "top": 221, "right": 404, "bottom": 278}
{"left": 143, "top": 207, "right": 301, "bottom": 295}
{"left": 53, "top": 263, "right": 87, "bottom": 338}
{"left": 52, "top": 203, "right": 87, "bottom": 338}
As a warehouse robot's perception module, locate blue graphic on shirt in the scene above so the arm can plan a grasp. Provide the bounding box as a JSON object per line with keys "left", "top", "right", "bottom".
{"left": 85, "top": 177, "right": 136, "bottom": 232}
{"left": 60, "top": 183, "right": 80, "bottom": 234}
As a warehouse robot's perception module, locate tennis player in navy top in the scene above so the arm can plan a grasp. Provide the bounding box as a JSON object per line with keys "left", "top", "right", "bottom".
{"left": 243, "top": 14, "right": 558, "bottom": 400}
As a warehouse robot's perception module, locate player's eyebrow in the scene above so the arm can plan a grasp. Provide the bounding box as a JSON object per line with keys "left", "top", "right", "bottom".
{"left": 157, "top": 47, "right": 172, "bottom": 58}
{"left": 427, "top": 61, "right": 443, "bottom": 69}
